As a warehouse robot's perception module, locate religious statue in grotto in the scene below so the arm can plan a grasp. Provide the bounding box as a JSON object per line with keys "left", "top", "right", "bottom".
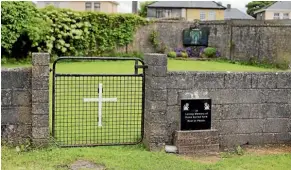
{"left": 190, "top": 29, "right": 202, "bottom": 45}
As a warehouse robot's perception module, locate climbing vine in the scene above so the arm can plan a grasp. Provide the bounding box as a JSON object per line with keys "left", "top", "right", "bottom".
{"left": 149, "top": 30, "right": 159, "bottom": 50}
{"left": 149, "top": 30, "right": 167, "bottom": 53}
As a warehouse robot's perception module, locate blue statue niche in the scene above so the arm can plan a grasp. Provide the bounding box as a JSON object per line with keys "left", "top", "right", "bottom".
{"left": 190, "top": 29, "right": 202, "bottom": 45}
{"left": 183, "top": 27, "right": 210, "bottom": 46}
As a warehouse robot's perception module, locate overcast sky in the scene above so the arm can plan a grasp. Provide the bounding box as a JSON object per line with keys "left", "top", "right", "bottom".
{"left": 118, "top": 1, "right": 252, "bottom": 14}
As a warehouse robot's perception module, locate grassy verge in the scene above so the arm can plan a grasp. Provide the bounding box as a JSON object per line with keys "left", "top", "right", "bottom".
{"left": 2, "top": 145, "right": 291, "bottom": 170}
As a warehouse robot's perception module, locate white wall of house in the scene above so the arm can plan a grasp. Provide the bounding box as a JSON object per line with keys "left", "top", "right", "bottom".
{"left": 181, "top": 8, "right": 186, "bottom": 18}
{"left": 264, "top": 10, "right": 291, "bottom": 20}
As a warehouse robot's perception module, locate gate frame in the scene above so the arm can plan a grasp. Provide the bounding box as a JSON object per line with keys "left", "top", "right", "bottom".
{"left": 52, "top": 57, "right": 147, "bottom": 147}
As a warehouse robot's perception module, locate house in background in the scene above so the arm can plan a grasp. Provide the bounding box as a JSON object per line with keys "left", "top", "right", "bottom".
{"left": 147, "top": 1, "right": 226, "bottom": 21}
{"left": 36, "top": 1, "right": 119, "bottom": 13}
{"left": 254, "top": 1, "right": 291, "bottom": 20}
{"left": 224, "top": 4, "right": 254, "bottom": 20}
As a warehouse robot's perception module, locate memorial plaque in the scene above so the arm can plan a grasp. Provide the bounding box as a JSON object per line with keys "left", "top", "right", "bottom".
{"left": 183, "top": 27, "right": 210, "bottom": 46}
{"left": 181, "top": 99, "right": 211, "bottom": 130}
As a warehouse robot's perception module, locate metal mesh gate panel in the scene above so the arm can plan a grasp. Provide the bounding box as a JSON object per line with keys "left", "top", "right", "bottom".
{"left": 52, "top": 57, "right": 146, "bottom": 147}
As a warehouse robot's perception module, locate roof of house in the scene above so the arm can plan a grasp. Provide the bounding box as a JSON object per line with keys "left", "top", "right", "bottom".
{"left": 225, "top": 8, "right": 254, "bottom": 20}
{"left": 111, "top": 1, "right": 119, "bottom": 5}
{"left": 254, "top": 1, "right": 291, "bottom": 14}
{"left": 147, "top": 1, "right": 226, "bottom": 9}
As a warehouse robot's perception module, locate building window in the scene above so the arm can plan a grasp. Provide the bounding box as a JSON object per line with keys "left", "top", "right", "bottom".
{"left": 208, "top": 11, "right": 216, "bottom": 20}
{"left": 156, "top": 9, "right": 171, "bottom": 18}
{"left": 200, "top": 11, "right": 206, "bottom": 21}
{"left": 283, "top": 13, "right": 289, "bottom": 19}
{"left": 44, "top": 2, "right": 60, "bottom": 7}
{"left": 53, "top": 2, "right": 60, "bottom": 8}
{"left": 156, "top": 9, "right": 163, "bottom": 18}
{"left": 273, "top": 13, "right": 280, "bottom": 19}
{"left": 85, "top": 2, "right": 92, "bottom": 11}
{"left": 94, "top": 2, "right": 100, "bottom": 11}
{"left": 164, "top": 9, "right": 171, "bottom": 18}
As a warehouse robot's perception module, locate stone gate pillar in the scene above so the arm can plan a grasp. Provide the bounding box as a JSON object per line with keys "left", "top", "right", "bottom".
{"left": 31, "top": 53, "right": 50, "bottom": 146}
{"left": 143, "top": 53, "right": 168, "bottom": 151}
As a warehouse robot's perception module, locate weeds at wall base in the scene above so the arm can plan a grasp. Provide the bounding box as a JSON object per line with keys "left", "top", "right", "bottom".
{"left": 213, "top": 58, "right": 290, "bottom": 70}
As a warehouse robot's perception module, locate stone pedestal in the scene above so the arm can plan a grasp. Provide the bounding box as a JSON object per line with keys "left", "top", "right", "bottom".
{"left": 174, "top": 129, "right": 219, "bottom": 155}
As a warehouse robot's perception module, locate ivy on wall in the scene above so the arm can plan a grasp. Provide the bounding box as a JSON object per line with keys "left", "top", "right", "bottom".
{"left": 1, "top": 2, "right": 148, "bottom": 59}
{"left": 149, "top": 30, "right": 167, "bottom": 53}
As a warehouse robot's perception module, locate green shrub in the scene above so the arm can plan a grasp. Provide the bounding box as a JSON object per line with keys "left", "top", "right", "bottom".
{"left": 1, "top": 57, "right": 8, "bottom": 64}
{"left": 149, "top": 31, "right": 168, "bottom": 53}
{"left": 38, "top": 7, "right": 147, "bottom": 57}
{"left": 235, "top": 145, "right": 244, "bottom": 156}
{"left": 181, "top": 52, "right": 188, "bottom": 58}
{"left": 1, "top": 3, "right": 148, "bottom": 59}
{"left": 274, "top": 54, "right": 291, "bottom": 70}
{"left": 1, "top": 1, "right": 50, "bottom": 59}
{"left": 203, "top": 47, "right": 217, "bottom": 58}
{"left": 167, "top": 51, "right": 176, "bottom": 58}
{"left": 275, "top": 61, "right": 290, "bottom": 70}
{"left": 149, "top": 30, "right": 159, "bottom": 50}
{"left": 102, "top": 51, "right": 144, "bottom": 59}
{"left": 158, "top": 42, "right": 168, "bottom": 53}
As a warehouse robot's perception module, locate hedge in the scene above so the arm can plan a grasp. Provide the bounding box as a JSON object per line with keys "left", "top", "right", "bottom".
{"left": 1, "top": 2, "right": 147, "bottom": 59}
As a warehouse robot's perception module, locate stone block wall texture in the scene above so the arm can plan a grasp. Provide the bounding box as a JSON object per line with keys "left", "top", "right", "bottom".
{"left": 1, "top": 53, "right": 50, "bottom": 146}
{"left": 144, "top": 54, "right": 291, "bottom": 150}
{"left": 144, "top": 53, "right": 168, "bottom": 151}
{"left": 1, "top": 67, "right": 32, "bottom": 144}
{"left": 174, "top": 130, "right": 219, "bottom": 155}
{"left": 123, "top": 20, "right": 291, "bottom": 65}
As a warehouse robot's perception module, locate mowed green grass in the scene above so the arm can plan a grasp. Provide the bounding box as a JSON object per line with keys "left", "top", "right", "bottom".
{"left": 2, "top": 59, "right": 287, "bottom": 72}
{"left": 2, "top": 145, "right": 291, "bottom": 170}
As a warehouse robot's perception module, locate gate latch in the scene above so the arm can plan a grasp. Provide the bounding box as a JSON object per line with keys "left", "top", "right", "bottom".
{"left": 134, "top": 61, "right": 148, "bottom": 74}
{"left": 135, "top": 65, "right": 148, "bottom": 69}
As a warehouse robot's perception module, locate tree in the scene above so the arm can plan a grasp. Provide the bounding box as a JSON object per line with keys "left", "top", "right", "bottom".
{"left": 245, "top": 1, "right": 274, "bottom": 17}
{"left": 138, "top": 1, "right": 155, "bottom": 18}
{"left": 1, "top": 1, "right": 50, "bottom": 59}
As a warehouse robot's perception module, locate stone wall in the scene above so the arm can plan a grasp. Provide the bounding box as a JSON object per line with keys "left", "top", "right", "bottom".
{"left": 230, "top": 24, "right": 291, "bottom": 64}
{"left": 144, "top": 53, "right": 168, "bottom": 150}
{"left": 144, "top": 53, "right": 291, "bottom": 150}
{"left": 126, "top": 20, "right": 291, "bottom": 65}
{"left": 126, "top": 20, "right": 229, "bottom": 58}
{"left": 1, "top": 53, "right": 50, "bottom": 146}
{"left": 1, "top": 67, "right": 32, "bottom": 144}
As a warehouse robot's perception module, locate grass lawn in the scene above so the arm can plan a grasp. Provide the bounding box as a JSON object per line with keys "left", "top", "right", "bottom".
{"left": 2, "top": 145, "right": 291, "bottom": 170}
{"left": 2, "top": 59, "right": 288, "bottom": 72}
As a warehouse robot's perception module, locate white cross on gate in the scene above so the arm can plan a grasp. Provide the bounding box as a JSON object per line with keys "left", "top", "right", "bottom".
{"left": 83, "top": 83, "right": 117, "bottom": 127}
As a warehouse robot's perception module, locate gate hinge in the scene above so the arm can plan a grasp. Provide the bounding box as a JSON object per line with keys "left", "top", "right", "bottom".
{"left": 49, "top": 68, "right": 53, "bottom": 72}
